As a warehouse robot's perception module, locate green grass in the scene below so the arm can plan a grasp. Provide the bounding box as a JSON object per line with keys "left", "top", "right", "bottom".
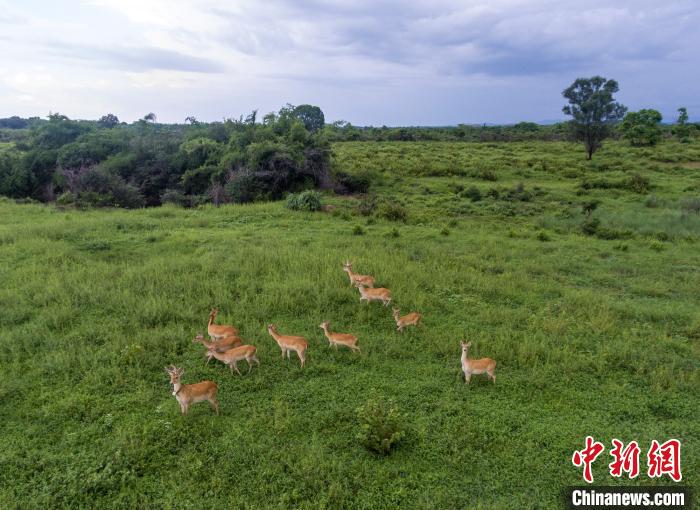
{"left": 1, "top": 140, "right": 699, "bottom": 508}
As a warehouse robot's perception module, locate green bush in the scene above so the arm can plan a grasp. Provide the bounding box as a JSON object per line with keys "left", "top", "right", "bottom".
{"left": 463, "top": 186, "right": 482, "bottom": 202}
{"left": 333, "top": 170, "right": 371, "bottom": 194}
{"left": 680, "top": 197, "right": 700, "bottom": 214}
{"left": 285, "top": 190, "right": 322, "bottom": 211}
{"left": 357, "top": 194, "right": 377, "bottom": 216}
{"left": 356, "top": 398, "right": 405, "bottom": 455}
{"left": 626, "top": 173, "right": 651, "bottom": 194}
{"left": 352, "top": 225, "right": 365, "bottom": 236}
{"left": 379, "top": 200, "right": 408, "bottom": 222}
{"left": 581, "top": 217, "right": 600, "bottom": 236}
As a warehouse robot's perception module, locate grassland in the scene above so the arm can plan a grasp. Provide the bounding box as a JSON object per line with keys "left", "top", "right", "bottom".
{"left": 0, "top": 140, "right": 699, "bottom": 508}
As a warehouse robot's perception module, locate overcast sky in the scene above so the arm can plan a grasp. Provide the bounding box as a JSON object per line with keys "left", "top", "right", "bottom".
{"left": 0, "top": 0, "right": 698, "bottom": 125}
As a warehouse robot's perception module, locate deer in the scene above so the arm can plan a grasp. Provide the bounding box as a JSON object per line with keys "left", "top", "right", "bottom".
{"left": 319, "top": 321, "right": 360, "bottom": 352}
{"left": 267, "top": 324, "right": 308, "bottom": 368}
{"left": 165, "top": 365, "right": 219, "bottom": 415}
{"left": 206, "top": 344, "right": 260, "bottom": 376}
{"left": 207, "top": 308, "right": 239, "bottom": 340}
{"left": 355, "top": 281, "right": 392, "bottom": 306}
{"left": 392, "top": 308, "right": 422, "bottom": 333}
{"left": 460, "top": 341, "right": 496, "bottom": 384}
{"left": 193, "top": 333, "right": 243, "bottom": 364}
{"left": 343, "top": 261, "right": 375, "bottom": 288}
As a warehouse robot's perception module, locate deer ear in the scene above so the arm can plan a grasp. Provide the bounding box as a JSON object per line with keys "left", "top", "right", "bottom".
{"left": 466, "top": 341, "right": 472, "bottom": 347}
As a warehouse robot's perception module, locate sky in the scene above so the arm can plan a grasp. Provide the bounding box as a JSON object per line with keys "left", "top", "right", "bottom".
{"left": 0, "top": 0, "right": 698, "bottom": 125}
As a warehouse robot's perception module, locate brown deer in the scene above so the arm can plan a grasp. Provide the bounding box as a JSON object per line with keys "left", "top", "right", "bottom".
{"left": 165, "top": 365, "right": 219, "bottom": 415}
{"left": 392, "top": 308, "right": 422, "bottom": 332}
{"left": 193, "top": 333, "right": 243, "bottom": 364}
{"left": 460, "top": 341, "right": 496, "bottom": 384}
{"left": 355, "top": 281, "right": 392, "bottom": 306}
{"left": 207, "top": 308, "right": 239, "bottom": 340}
{"left": 267, "top": 324, "right": 308, "bottom": 368}
{"left": 319, "top": 321, "right": 360, "bottom": 352}
{"left": 343, "top": 261, "right": 375, "bottom": 288}
{"left": 206, "top": 345, "right": 260, "bottom": 376}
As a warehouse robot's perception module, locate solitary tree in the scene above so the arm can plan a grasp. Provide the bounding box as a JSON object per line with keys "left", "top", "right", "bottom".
{"left": 292, "top": 104, "right": 325, "bottom": 133}
{"left": 620, "top": 109, "right": 663, "bottom": 146}
{"left": 673, "top": 107, "right": 692, "bottom": 141}
{"left": 562, "top": 76, "right": 627, "bottom": 159}
{"left": 143, "top": 112, "right": 157, "bottom": 124}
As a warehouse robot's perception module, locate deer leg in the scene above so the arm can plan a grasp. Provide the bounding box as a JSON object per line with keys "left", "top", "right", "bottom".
{"left": 233, "top": 362, "right": 242, "bottom": 376}
{"left": 210, "top": 398, "right": 219, "bottom": 415}
{"left": 465, "top": 373, "right": 471, "bottom": 384}
{"left": 490, "top": 371, "right": 496, "bottom": 384}
{"left": 246, "top": 359, "right": 253, "bottom": 374}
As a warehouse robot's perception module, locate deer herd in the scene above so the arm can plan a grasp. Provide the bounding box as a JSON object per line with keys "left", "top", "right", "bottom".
{"left": 166, "top": 261, "right": 497, "bottom": 415}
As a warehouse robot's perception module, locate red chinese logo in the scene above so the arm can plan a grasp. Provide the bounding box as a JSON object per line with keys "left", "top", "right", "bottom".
{"left": 608, "top": 439, "right": 640, "bottom": 479}
{"left": 647, "top": 439, "right": 682, "bottom": 482}
{"left": 572, "top": 436, "right": 605, "bottom": 483}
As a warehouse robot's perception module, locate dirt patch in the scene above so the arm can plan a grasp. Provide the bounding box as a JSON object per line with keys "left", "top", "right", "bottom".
{"left": 683, "top": 162, "right": 700, "bottom": 169}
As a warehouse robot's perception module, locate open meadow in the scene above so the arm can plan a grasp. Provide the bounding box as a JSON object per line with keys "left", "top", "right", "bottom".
{"left": 1, "top": 140, "right": 699, "bottom": 508}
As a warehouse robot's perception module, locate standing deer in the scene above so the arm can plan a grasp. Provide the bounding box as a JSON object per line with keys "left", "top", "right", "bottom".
{"left": 392, "top": 308, "right": 422, "bottom": 332}
{"left": 207, "top": 308, "right": 239, "bottom": 340}
{"left": 165, "top": 365, "right": 219, "bottom": 415}
{"left": 193, "top": 333, "right": 243, "bottom": 364}
{"left": 267, "top": 324, "right": 308, "bottom": 368}
{"left": 319, "top": 321, "right": 360, "bottom": 352}
{"left": 343, "top": 261, "right": 375, "bottom": 288}
{"left": 206, "top": 345, "right": 260, "bottom": 376}
{"left": 460, "top": 341, "right": 496, "bottom": 384}
{"left": 355, "top": 281, "right": 392, "bottom": 306}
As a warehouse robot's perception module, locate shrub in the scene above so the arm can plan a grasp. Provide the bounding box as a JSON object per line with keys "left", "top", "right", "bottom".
{"left": 385, "top": 227, "right": 400, "bottom": 238}
{"left": 379, "top": 200, "right": 408, "bottom": 222}
{"left": 644, "top": 195, "right": 663, "bottom": 208}
{"left": 463, "top": 186, "right": 482, "bottom": 202}
{"left": 225, "top": 170, "right": 267, "bottom": 203}
{"left": 333, "top": 170, "right": 371, "bottom": 194}
{"left": 352, "top": 225, "right": 365, "bottom": 236}
{"left": 649, "top": 240, "right": 664, "bottom": 251}
{"left": 536, "top": 230, "right": 551, "bottom": 242}
{"left": 581, "top": 200, "right": 600, "bottom": 216}
{"left": 680, "top": 197, "right": 700, "bottom": 214}
{"left": 506, "top": 182, "right": 532, "bottom": 202}
{"left": 356, "top": 398, "right": 405, "bottom": 455}
{"left": 357, "top": 194, "right": 377, "bottom": 216}
{"left": 581, "top": 217, "right": 600, "bottom": 235}
{"left": 286, "top": 190, "right": 322, "bottom": 211}
{"left": 626, "top": 173, "right": 651, "bottom": 194}
{"left": 440, "top": 227, "right": 450, "bottom": 236}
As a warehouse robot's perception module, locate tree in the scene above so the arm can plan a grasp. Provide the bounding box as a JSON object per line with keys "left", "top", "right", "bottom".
{"left": 673, "top": 107, "right": 693, "bottom": 141}
{"left": 292, "top": 104, "right": 325, "bottom": 133}
{"left": 143, "top": 112, "right": 157, "bottom": 124}
{"left": 98, "top": 114, "right": 119, "bottom": 129}
{"left": 185, "top": 116, "right": 199, "bottom": 125}
{"left": 620, "top": 109, "right": 663, "bottom": 146}
{"left": 562, "top": 76, "right": 627, "bottom": 159}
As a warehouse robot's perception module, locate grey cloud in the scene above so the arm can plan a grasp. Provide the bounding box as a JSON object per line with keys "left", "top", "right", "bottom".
{"left": 46, "top": 43, "right": 225, "bottom": 73}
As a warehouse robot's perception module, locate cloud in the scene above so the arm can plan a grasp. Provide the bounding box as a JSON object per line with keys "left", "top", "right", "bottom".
{"left": 0, "top": 0, "right": 697, "bottom": 124}
{"left": 46, "top": 43, "right": 225, "bottom": 73}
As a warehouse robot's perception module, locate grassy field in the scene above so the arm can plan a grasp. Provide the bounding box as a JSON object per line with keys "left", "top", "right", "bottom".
{"left": 0, "top": 140, "right": 699, "bottom": 508}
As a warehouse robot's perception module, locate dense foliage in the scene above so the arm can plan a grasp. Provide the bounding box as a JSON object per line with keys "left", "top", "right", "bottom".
{"left": 620, "top": 109, "right": 663, "bottom": 146}
{"left": 0, "top": 105, "right": 332, "bottom": 207}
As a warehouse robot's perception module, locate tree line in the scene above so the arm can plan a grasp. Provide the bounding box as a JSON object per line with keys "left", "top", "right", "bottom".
{"left": 0, "top": 81, "right": 696, "bottom": 208}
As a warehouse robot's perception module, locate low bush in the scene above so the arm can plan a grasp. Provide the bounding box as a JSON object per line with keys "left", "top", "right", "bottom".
{"left": 356, "top": 398, "right": 405, "bottom": 455}
{"left": 463, "top": 186, "right": 482, "bottom": 202}
{"left": 680, "top": 197, "right": 700, "bottom": 214}
{"left": 379, "top": 200, "right": 408, "bottom": 222}
{"left": 285, "top": 190, "right": 322, "bottom": 211}
{"left": 333, "top": 170, "right": 371, "bottom": 194}
{"left": 581, "top": 217, "right": 600, "bottom": 236}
